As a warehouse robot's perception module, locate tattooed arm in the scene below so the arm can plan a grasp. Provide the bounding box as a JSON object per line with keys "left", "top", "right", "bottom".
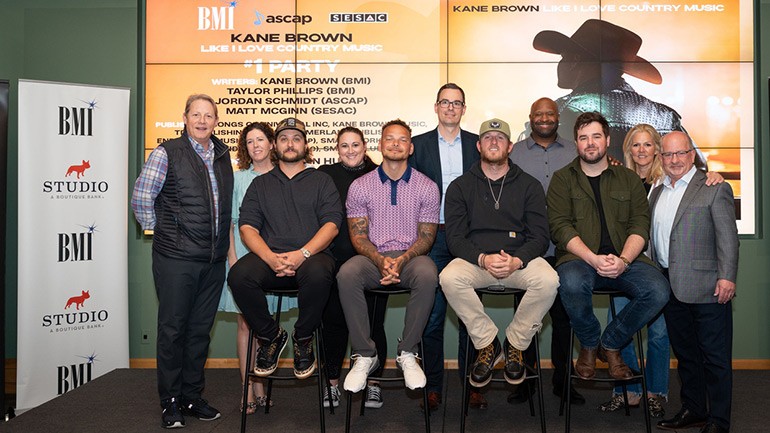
{"left": 392, "top": 222, "right": 438, "bottom": 274}
{"left": 348, "top": 216, "right": 388, "bottom": 275}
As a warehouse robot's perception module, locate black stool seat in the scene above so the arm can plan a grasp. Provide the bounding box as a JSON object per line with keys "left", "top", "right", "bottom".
{"left": 240, "top": 288, "right": 330, "bottom": 433}
{"left": 560, "top": 288, "right": 651, "bottom": 433}
{"left": 345, "top": 286, "right": 430, "bottom": 433}
{"left": 460, "top": 286, "right": 546, "bottom": 433}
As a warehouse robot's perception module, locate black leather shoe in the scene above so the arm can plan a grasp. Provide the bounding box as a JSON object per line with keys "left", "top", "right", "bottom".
{"left": 699, "top": 423, "right": 729, "bottom": 433}
{"left": 469, "top": 338, "right": 502, "bottom": 388}
{"left": 657, "top": 408, "right": 707, "bottom": 430}
{"left": 552, "top": 385, "right": 586, "bottom": 405}
{"left": 507, "top": 383, "right": 536, "bottom": 404}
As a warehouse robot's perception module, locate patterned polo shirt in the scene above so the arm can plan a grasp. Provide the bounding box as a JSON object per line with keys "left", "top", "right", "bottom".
{"left": 346, "top": 165, "right": 440, "bottom": 253}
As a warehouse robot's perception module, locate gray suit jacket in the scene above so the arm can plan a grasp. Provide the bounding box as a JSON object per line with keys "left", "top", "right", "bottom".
{"left": 649, "top": 170, "right": 739, "bottom": 304}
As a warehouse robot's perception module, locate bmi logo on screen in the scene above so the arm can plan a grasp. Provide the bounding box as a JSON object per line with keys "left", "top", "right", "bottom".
{"left": 58, "top": 99, "right": 96, "bottom": 136}
{"left": 198, "top": 5, "right": 234, "bottom": 30}
{"left": 329, "top": 13, "right": 388, "bottom": 23}
{"left": 58, "top": 222, "right": 97, "bottom": 262}
{"left": 57, "top": 353, "right": 97, "bottom": 395}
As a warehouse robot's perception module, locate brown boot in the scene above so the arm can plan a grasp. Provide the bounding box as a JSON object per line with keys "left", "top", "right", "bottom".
{"left": 598, "top": 346, "right": 632, "bottom": 380}
{"left": 575, "top": 347, "right": 597, "bottom": 379}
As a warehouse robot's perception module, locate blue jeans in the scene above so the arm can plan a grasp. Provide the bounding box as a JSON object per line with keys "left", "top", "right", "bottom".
{"left": 556, "top": 259, "right": 669, "bottom": 351}
{"left": 422, "top": 230, "right": 469, "bottom": 394}
{"left": 609, "top": 296, "right": 670, "bottom": 397}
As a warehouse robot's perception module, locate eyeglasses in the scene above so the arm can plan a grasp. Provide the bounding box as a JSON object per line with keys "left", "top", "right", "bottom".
{"left": 660, "top": 149, "right": 693, "bottom": 159}
{"left": 437, "top": 99, "right": 465, "bottom": 109}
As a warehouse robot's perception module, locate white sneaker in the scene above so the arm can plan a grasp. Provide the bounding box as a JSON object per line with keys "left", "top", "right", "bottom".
{"left": 396, "top": 351, "right": 426, "bottom": 390}
{"left": 364, "top": 383, "right": 384, "bottom": 409}
{"left": 323, "top": 384, "right": 340, "bottom": 408}
{"left": 344, "top": 355, "right": 379, "bottom": 393}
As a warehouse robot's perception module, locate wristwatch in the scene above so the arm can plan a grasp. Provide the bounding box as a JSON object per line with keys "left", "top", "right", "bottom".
{"left": 300, "top": 248, "right": 311, "bottom": 259}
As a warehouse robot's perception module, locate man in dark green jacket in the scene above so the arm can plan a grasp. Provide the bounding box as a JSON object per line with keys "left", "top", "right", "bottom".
{"left": 546, "top": 111, "right": 669, "bottom": 381}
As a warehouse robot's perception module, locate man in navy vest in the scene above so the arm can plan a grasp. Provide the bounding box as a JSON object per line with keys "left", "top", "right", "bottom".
{"left": 132, "top": 94, "right": 233, "bottom": 429}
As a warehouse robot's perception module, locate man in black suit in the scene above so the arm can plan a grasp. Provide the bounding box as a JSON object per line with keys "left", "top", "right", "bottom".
{"left": 409, "top": 83, "right": 482, "bottom": 410}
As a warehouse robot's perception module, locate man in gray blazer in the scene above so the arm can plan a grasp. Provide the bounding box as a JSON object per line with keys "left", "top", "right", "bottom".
{"left": 650, "top": 131, "right": 738, "bottom": 433}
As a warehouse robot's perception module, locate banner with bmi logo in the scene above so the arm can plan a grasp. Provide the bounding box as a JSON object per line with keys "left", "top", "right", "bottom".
{"left": 16, "top": 80, "right": 130, "bottom": 411}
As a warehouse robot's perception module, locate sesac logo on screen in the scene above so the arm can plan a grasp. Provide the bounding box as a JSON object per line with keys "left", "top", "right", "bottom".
{"left": 57, "top": 354, "right": 96, "bottom": 395}
{"left": 198, "top": 5, "right": 235, "bottom": 30}
{"left": 59, "top": 99, "right": 96, "bottom": 136}
{"left": 253, "top": 11, "right": 313, "bottom": 25}
{"left": 329, "top": 13, "right": 388, "bottom": 23}
{"left": 58, "top": 223, "right": 97, "bottom": 263}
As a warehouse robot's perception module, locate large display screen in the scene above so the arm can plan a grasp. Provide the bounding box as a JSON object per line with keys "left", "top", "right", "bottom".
{"left": 144, "top": 0, "right": 755, "bottom": 233}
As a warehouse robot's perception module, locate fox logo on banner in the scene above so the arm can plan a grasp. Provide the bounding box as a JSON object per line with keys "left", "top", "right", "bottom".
{"left": 17, "top": 80, "right": 130, "bottom": 412}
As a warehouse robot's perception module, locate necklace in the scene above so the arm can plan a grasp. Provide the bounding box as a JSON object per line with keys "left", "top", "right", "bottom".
{"left": 486, "top": 174, "right": 506, "bottom": 210}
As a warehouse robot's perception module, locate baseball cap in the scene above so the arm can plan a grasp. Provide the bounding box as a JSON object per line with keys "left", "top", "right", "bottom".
{"left": 274, "top": 117, "right": 306, "bottom": 137}
{"left": 479, "top": 118, "right": 511, "bottom": 141}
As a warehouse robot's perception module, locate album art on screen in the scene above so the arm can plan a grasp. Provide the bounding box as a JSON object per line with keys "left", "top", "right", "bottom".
{"left": 143, "top": 0, "right": 755, "bottom": 233}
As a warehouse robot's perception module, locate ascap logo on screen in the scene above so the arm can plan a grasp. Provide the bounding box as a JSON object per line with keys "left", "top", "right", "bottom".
{"left": 42, "top": 160, "right": 109, "bottom": 200}
{"left": 57, "top": 354, "right": 96, "bottom": 395}
{"left": 41, "top": 290, "right": 109, "bottom": 332}
{"left": 329, "top": 13, "right": 388, "bottom": 23}
{"left": 58, "top": 99, "right": 96, "bottom": 136}
{"left": 198, "top": 4, "right": 235, "bottom": 30}
{"left": 253, "top": 11, "right": 313, "bottom": 25}
{"left": 59, "top": 223, "right": 97, "bottom": 263}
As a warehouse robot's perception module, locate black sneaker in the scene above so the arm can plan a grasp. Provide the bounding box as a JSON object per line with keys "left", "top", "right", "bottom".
{"left": 160, "top": 397, "right": 185, "bottom": 429}
{"left": 364, "top": 383, "right": 384, "bottom": 409}
{"left": 255, "top": 327, "right": 288, "bottom": 377}
{"left": 503, "top": 338, "right": 526, "bottom": 384}
{"left": 469, "top": 337, "right": 502, "bottom": 388}
{"left": 293, "top": 331, "right": 316, "bottom": 379}
{"left": 323, "top": 384, "right": 341, "bottom": 408}
{"left": 180, "top": 398, "right": 221, "bottom": 421}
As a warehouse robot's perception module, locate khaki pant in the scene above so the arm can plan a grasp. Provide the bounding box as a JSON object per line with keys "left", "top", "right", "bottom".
{"left": 439, "top": 257, "right": 559, "bottom": 351}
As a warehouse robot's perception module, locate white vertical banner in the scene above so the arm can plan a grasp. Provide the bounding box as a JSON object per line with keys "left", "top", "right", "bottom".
{"left": 17, "top": 80, "right": 130, "bottom": 411}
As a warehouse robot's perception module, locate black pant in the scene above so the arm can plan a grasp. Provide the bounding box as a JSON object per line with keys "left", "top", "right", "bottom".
{"left": 521, "top": 292, "right": 572, "bottom": 389}
{"left": 664, "top": 291, "right": 733, "bottom": 429}
{"left": 153, "top": 252, "right": 224, "bottom": 401}
{"left": 228, "top": 252, "right": 335, "bottom": 340}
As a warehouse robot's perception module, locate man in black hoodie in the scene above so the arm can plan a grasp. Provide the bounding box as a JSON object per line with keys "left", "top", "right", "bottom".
{"left": 439, "top": 118, "right": 559, "bottom": 388}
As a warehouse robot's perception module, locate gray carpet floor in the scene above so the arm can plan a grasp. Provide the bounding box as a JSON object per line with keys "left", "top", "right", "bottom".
{"left": 1, "top": 368, "right": 766, "bottom": 432}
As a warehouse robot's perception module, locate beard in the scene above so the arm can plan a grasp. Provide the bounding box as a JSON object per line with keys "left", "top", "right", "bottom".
{"left": 481, "top": 150, "right": 508, "bottom": 165}
{"left": 578, "top": 146, "right": 606, "bottom": 164}
{"left": 277, "top": 147, "right": 306, "bottom": 163}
